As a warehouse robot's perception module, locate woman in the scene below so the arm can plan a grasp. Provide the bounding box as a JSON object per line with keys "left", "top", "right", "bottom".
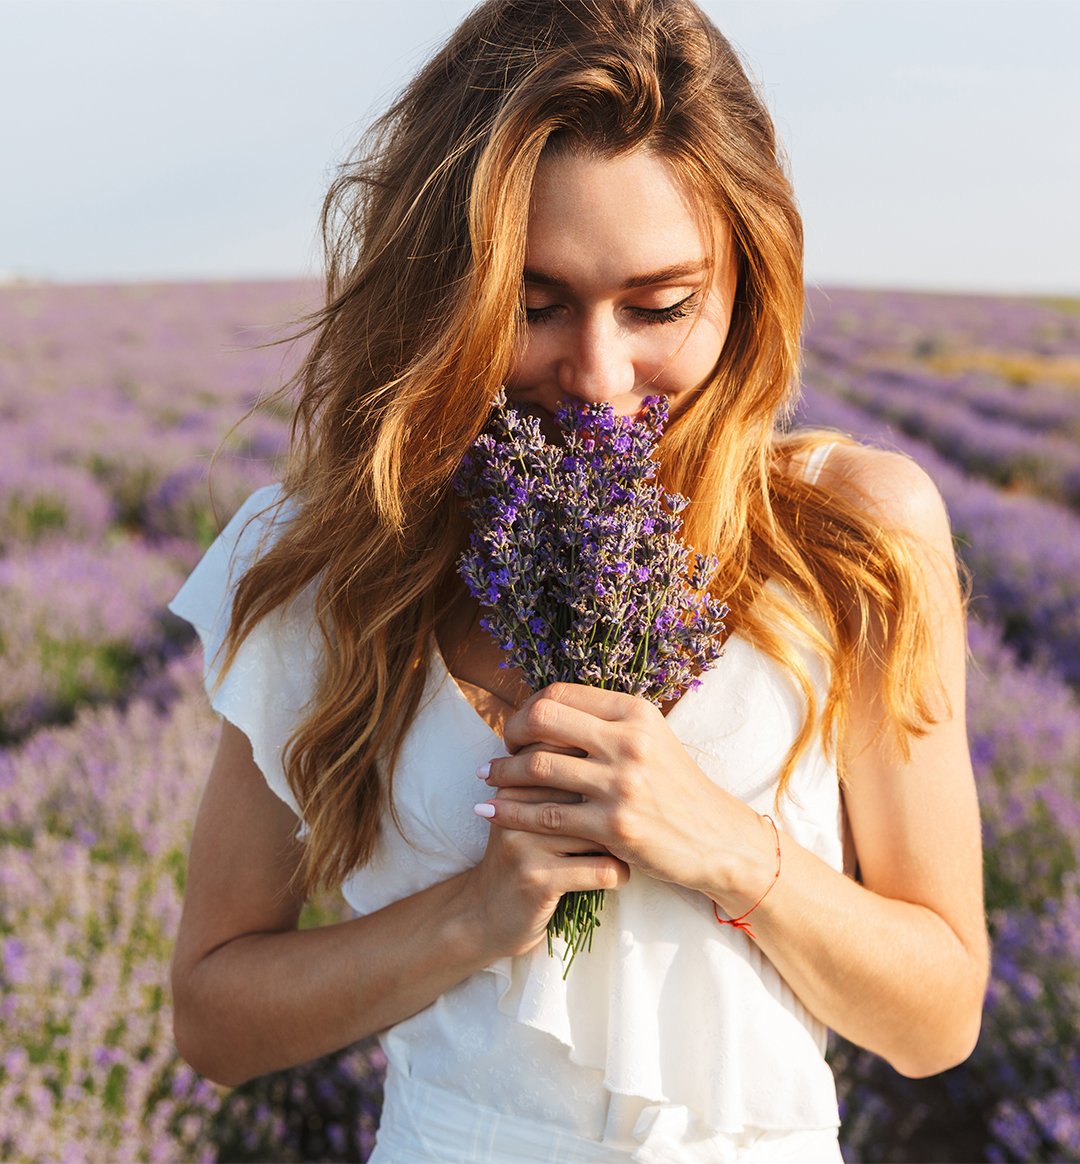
{"left": 168, "top": 1, "right": 989, "bottom": 1160}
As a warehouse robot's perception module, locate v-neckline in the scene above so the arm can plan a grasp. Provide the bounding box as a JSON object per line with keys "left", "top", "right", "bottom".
{"left": 428, "top": 634, "right": 699, "bottom": 747}
{"left": 430, "top": 636, "right": 507, "bottom": 745}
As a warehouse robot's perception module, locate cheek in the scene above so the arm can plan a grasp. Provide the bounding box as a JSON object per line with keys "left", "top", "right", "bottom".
{"left": 661, "top": 322, "right": 728, "bottom": 393}
{"left": 683, "top": 291, "right": 736, "bottom": 380}
{"left": 505, "top": 331, "right": 542, "bottom": 386}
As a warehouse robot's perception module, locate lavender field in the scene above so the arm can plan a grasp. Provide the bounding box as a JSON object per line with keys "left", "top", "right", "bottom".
{"left": 1, "top": 280, "right": 1078, "bottom": 1162}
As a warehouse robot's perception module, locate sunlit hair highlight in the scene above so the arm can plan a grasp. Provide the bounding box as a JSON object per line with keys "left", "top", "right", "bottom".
{"left": 219, "top": 0, "right": 953, "bottom": 897}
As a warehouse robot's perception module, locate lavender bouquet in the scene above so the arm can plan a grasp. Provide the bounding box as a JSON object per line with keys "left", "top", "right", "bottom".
{"left": 452, "top": 389, "right": 729, "bottom": 973}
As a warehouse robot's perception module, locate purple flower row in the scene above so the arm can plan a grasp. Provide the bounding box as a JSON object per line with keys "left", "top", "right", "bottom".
{"left": 0, "top": 536, "right": 197, "bottom": 738}
{"left": 0, "top": 651, "right": 385, "bottom": 1163}
{"left": 832, "top": 619, "right": 1080, "bottom": 1163}
{"left": 799, "top": 287, "right": 1080, "bottom": 1159}
{"left": 924, "top": 371, "right": 1080, "bottom": 440}
{"left": 0, "top": 282, "right": 308, "bottom": 737}
{"left": 797, "top": 386, "right": 1080, "bottom": 686}
{"left": 0, "top": 281, "right": 303, "bottom": 547}
{"left": 805, "top": 286, "right": 1080, "bottom": 363}
{"left": 806, "top": 360, "right": 1080, "bottom": 510}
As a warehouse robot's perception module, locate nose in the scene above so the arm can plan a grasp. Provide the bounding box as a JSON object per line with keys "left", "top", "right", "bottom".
{"left": 556, "top": 313, "right": 636, "bottom": 405}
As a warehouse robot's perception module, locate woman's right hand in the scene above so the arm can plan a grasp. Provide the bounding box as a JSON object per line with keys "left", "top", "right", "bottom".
{"left": 463, "top": 763, "right": 630, "bottom": 959}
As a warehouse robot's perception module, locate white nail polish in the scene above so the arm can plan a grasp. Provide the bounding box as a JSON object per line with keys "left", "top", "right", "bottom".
{"left": 476, "top": 762, "right": 491, "bottom": 780}
{"left": 473, "top": 802, "right": 496, "bottom": 819}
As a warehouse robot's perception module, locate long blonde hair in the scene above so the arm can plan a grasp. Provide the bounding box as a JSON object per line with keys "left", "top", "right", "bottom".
{"left": 222, "top": 0, "right": 948, "bottom": 896}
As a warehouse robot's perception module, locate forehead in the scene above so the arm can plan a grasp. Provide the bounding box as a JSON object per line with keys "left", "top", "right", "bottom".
{"left": 524, "top": 147, "right": 717, "bottom": 278}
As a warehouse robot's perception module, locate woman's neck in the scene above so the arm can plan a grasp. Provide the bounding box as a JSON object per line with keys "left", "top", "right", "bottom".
{"left": 434, "top": 582, "right": 533, "bottom": 712}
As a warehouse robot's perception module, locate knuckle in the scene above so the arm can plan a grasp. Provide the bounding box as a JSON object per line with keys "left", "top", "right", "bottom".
{"left": 538, "top": 804, "right": 563, "bottom": 832}
{"left": 607, "top": 805, "right": 635, "bottom": 846}
{"left": 525, "top": 698, "right": 558, "bottom": 736}
{"left": 610, "top": 763, "right": 644, "bottom": 805}
{"left": 620, "top": 728, "right": 650, "bottom": 765}
{"left": 503, "top": 825, "right": 527, "bottom": 851}
{"left": 500, "top": 828, "right": 531, "bottom": 864}
{"left": 500, "top": 801, "right": 525, "bottom": 828}
{"left": 524, "top": 751, "right": 553, "bottom": 782}
{"left": 636, "top": 698, "right": 662, "bottom": 725}
{"left": 518, "top": 862, "right": 547, "bottom": 895}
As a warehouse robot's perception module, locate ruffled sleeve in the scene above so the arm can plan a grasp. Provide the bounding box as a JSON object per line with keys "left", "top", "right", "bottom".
{"left": 167, "top": 484, "right": 322, "bottom": 826}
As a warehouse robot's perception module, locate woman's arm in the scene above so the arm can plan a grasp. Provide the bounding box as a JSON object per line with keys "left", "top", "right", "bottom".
{"left": 172, "top": 721, "right": 626, "bottom": 1087}
{"left": 478, "top": 446, "right": 989, "bottom": 1078}
{"left": 740, "top": 445, "right": 989, "bottom": 1076}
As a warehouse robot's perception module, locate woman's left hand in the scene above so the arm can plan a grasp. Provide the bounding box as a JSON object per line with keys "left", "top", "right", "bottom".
{"left": 477, "top": 681, "right": 766, "bottom": 898}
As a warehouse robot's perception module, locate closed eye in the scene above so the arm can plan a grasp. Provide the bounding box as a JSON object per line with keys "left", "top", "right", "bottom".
{"left": 523, "top": 291, "right": 700, "bottom": 326}
{"left": 628, "top": 292, "right": 700, "bottom": 324}
{"left": 522, "top": 304, "right": 560, "bottom": 324}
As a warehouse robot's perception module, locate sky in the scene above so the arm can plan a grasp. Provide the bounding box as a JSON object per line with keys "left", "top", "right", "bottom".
{"left": 2, "top": 0, "right": 1077, "bottom": 296}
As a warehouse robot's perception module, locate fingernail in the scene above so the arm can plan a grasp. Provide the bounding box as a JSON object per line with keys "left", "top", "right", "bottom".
{"left": 473, "top": 802, "right": 496, "bottom": 819}
{"left": 476, "top": 762, "right": 491, "bottom": 780}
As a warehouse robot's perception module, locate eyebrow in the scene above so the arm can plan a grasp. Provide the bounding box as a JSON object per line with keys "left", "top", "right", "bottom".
{"left": 522, "top": 261, "right": 707, "bottom": 291}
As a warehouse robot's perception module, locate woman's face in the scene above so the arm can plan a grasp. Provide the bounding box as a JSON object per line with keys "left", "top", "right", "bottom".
{"left": 505, "top": 147, "right": 739, "bottom": 435}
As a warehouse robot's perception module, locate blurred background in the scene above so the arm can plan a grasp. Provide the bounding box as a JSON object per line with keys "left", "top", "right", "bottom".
{"left": 1, "top": 3, "right": 1078, "bottom": 1162}
{"left": 3, "top": 0, "right": 1077, "bottom": 293}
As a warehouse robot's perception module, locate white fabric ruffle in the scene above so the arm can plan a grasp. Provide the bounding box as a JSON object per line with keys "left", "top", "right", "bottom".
{"left": 167, "top": 484, "right": 319, "bottom": 827}
{"left": 478, "top": 628, "right": 842, "bottom": 1140}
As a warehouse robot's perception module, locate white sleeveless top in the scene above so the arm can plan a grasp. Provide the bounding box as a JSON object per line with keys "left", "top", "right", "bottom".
{"left": 169, "top": 453, "right": 842, "bottom": 1158}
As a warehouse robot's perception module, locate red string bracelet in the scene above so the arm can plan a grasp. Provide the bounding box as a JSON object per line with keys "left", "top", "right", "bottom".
{"left": 713, "top": 814, "right": 781, "bottom": 941}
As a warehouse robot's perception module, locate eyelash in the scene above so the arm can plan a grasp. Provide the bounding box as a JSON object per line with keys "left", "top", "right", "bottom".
{"left": 523, "top": 292, "right": 699, "bottom": 326}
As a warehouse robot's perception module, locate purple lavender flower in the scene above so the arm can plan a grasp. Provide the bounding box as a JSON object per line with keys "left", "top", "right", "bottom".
{"left": 453, "top": 390, "right": 729, "bottom": 972}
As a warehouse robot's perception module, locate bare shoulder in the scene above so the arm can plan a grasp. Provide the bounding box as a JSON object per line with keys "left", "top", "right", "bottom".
{"left": 819, "top": 442, "right": 953, "bottom": 548}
